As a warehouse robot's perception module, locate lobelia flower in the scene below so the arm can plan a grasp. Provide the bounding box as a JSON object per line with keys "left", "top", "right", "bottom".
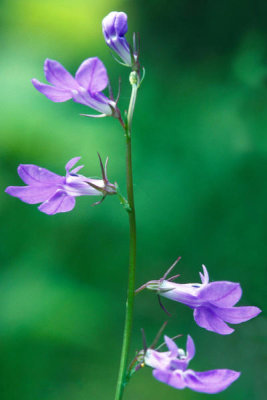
{"left": 32, "top": 57, "right": 120, "bottom": 118}
{"left": 145, "top": 262, "right": 261, "bottom": 335}
{"left": 144, "top": 334, "right": 240, "bottom": 393}
{"left": 5, "top": 155, "right": 116, "bottom": 215}
{"left": 102, "top": 11, "right": 132, "bottom": 66}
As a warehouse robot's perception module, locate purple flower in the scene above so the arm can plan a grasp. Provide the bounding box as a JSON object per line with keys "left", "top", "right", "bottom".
{"left": 102, "top": 11, "right": 132, "bottom": 66}
{"left": 5, "top": 156, "right": 116, "bottom": 215}
{"left": 144, "top": 335, "right": 240, "bottom": 393}
{"left": 146, "top": 264, "right": 261, "bottom": 335}
{"left": 32, "top": 57, "right": 119, "bottom": 117}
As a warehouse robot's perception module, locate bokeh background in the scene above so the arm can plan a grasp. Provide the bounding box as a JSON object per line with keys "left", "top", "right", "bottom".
{"left": 0, "top": 0, "right": 266, "bottom": 399}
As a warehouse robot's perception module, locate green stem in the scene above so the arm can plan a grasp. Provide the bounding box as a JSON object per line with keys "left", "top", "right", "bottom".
{"left": 114, "top": 80, "right": 138, "bottom": 400}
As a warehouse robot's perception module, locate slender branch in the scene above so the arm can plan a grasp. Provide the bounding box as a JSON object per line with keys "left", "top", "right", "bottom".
{"left": 114, "top": 79, "right": 139, "bottom": 400}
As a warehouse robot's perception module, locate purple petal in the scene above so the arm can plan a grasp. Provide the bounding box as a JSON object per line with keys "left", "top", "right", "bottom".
{"left": 153, "top": 369, "right": 186, "bottom": 389}
{"left": 186, "top": 335, "right": 195, "bottom": 361}
{"left": 164, "top": 335, "right": 178, "bottom": 357}
{"left": 102, "top": 12, "right": 128, "bottom": 37}
{"left": 71, "top": 89, "right": 113, "bottom": 115}
{"left": 38, "top": 191, "right": 75, "bottom": 215}
{"left": 106, "top": 36, "right": 131, "bottom": 66}
{"left": 145, "top": 349, "right": 171, "bottom": 370}
{"left": 114, "top": 12, "right": 128, "bottom": 36}
{"left": 199, "top": 281, "right": 242, "bottom": 307}
{"left": 169, "top": 358, "right": 188, "bottom": 372}
{"left": 32, "top": 79, "right": 72, "bottom": 102}
{"left": 5, "top": 185, "right": 58, "bottom": 204}
{"left": 194, "top": 307, "right": 234, "bottom": 335}
{"left": 184, "top": 369, "right": 240, "bottom": 394}
{"left": 199, "top": 265, "right": 209, "bottom": 284}
{"left": 44, "top": 59, "right": 78, "bottom": 89}
{"left": 71, "top": 165, "right": 84, "bottom": 174}
{"left": 75, "top": 58, "right": 108, "bottom": 93}
{"left": 211, "top": 305, "right": 261, "bottom": 324}
{"left": 65, "top": 157, "right": 81, "bottom": 173}
{"left": 17, "top": 164, "right": 64, "bottom": 185}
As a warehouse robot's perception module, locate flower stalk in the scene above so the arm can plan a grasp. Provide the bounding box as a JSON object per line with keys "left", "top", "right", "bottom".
{"left": 114, "top": 76, "right": 139, "bottom": 400}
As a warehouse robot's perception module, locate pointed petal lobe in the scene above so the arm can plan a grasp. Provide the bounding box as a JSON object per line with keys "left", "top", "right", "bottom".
{"left": 44, "top": 59, "right": 78, "bottom": 89}
{"left": 75, "top": 57, "right": 108, "bottom": 93}
{"left": 38, "top": 191, "right": 76, "bottom": 215}
{"left": 71, "top": 165, "right": 84, "bottom": 174}
{"left": 194, "top": 307, "right": 234, "bottom": 335}
{"left": 199, "top": 265, "right": 209, "bottom": 284}
{"left": 65, "top": 157, "right": 81, "bottom": 173}
{"left": 5, "top": 185, "right": 58, "bottom": 204}
{"left": 17, "top": 164, "right": 64, "bottom": 185}
{"left": 211, "top": 305, "right": 261, "bottom": 324}
{"left": 184, "top": 369, "right": 240, "bottom": 394}
{"left": 32, "top": 79, "right": 72, "bottom": 102}
{"left": 199, "top": 281, "right": 242, "bottom": 307}
{"left": 164, "top": 336, "right": 178, "bottom": 357}
{"left": 186, "top": 335, "right": 195, "bottom": 361}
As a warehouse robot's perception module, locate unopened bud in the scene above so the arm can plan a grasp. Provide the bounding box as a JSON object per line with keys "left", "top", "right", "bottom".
{"left": 129, "top": 71, "right": 138, "bottom": 86}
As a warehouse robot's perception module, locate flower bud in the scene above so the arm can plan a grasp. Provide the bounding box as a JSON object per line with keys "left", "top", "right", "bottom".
{"left": 102, "top": 11, "right": 132, "bottom": 66}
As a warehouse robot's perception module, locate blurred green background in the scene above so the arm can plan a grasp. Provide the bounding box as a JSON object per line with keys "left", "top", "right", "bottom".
{"left": 0, "top": 0, "right": 266, "bottom": 399}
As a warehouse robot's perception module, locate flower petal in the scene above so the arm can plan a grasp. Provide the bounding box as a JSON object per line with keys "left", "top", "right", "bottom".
{"left": 32, "top": 79, "right": 72, "bottom": 102}
{"left": 65, "top": 157, "right": 81, "bottom": 173}
{"left": 186, "top": 335, "right": 195, "bottom": 361}
{"left": 145, "top": 349, "right": 171, "bottom": 370}
{"left": 199, "top": 281, "right": 242, "bottom": 307}
{"left": 102, "top": 11, "right": 128, "bottom": 37}
{"left": 17, "top": 164, "right": 64, "bottom": 185}
{"left": 153, "top": 369, "right": 186, "bottom": 389}
{"left": 164, "top": 335, "right": 178, "bottom": 357}
{"left": 113, "top": 12, "right": 128, "bottom": 36}
{"left": 184, "top": 369, "right": 240, "bottom": 394}
{"left": 193, "top": 307, "right": 234, "bottom": 335}
{"left": 71, "top": 165, "right": 84, "bottom": 174}
{"left": 199, "top": 265, "right": 209, "bottom": 284}
{"left": 38, "top": 191, "right": 75, "bottom": 215}
{"left": 5, "top": 185, "right": 58, "bottom": 204}
{"left": 211, "top": 305, "right": 261, "bottom": 324}
{"left": 44, "top": 59, "right": 78, "bottom": 89}
{"left": 75, "top": 57, "right": 108, "bottom": 93}
{"left": 72, "top": 89, "right": 112, "bottom": 115}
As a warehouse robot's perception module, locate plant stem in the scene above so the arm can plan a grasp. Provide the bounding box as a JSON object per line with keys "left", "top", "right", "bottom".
{"left": 114, "top": 80, "right": 138, "bottom": 400}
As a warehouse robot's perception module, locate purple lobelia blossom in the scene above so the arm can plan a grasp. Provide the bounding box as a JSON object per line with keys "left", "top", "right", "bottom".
{"left": 143, "top": 262, "right": 261, "bottom": 335}
{"left": 144, "top": 335, "right": 240, "bottom": 393}
{"left": 102, "top": 11, "right": 132, "bottom": 66}
{"left": 5, "top": 156, "right": 116, "bottom": 215}
{"left": 32, "top": 57, "right": 120, "bottom": 118}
